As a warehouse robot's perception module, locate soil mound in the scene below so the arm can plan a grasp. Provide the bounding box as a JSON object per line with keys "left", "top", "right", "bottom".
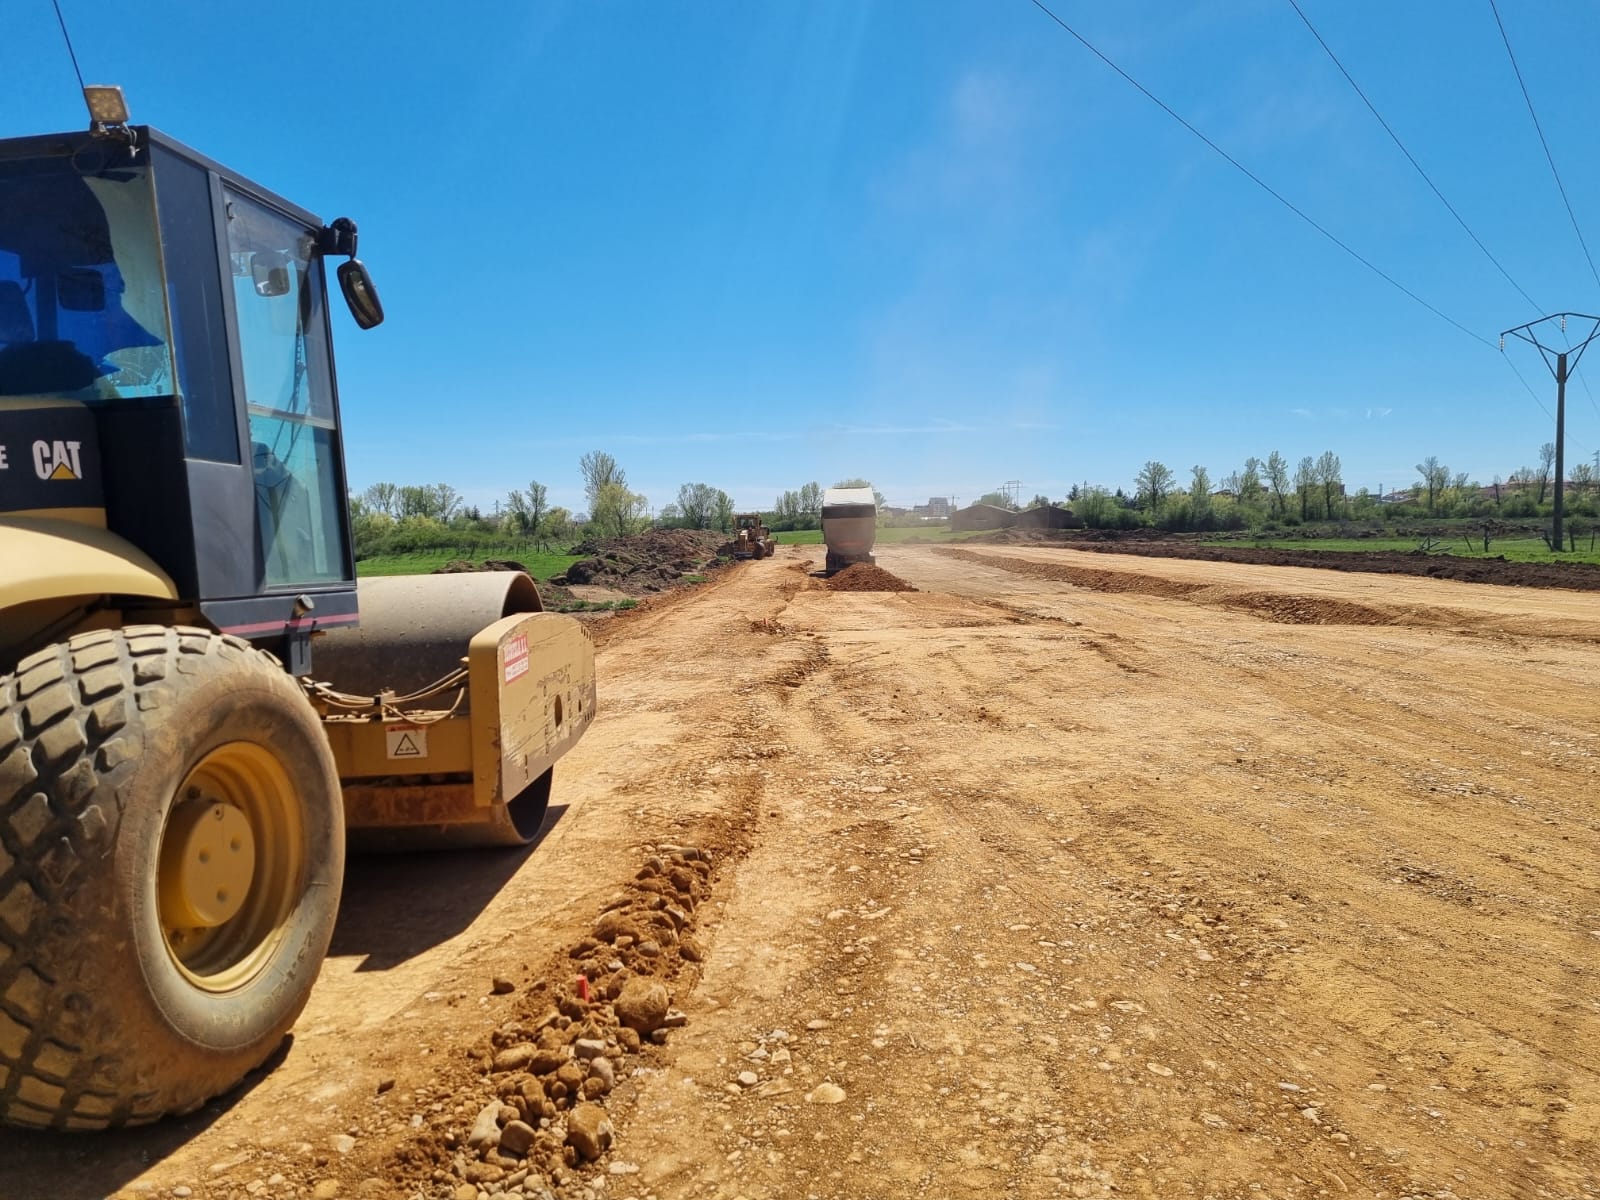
{"left": 555, "top": 529, "right": 727, "bottom": 593}
{"left": 432, "top": 558, "right": 530, "bottom": 574}
{"left": 826, "top": 563, "right": 917, "bottom": 592}
{"left": 1068, "top": 541, "right": 1600, "bottom": 591}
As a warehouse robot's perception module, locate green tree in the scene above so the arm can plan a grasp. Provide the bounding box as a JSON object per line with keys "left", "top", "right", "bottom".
{"left": 1572, "top": 461, "right": 1595, "bottom": 500}
{"left": 673, "top": 482, "right": 724, "bottom": 530}
{"left": 504, "top": 480, "right": 549, "bottom": 544}
{"left": 1264, "top": 451, "right": 1290, "bottom": 517}
{"left": 798, "top": 482, "right": 822, "bottom": 525}
{"left": 544, "top": 506, "right": 575, "bottom": 546}
{"left": 580, "top": 450, "right": 626, "bottom": 513}
{"left": 976, "top": 491, "right": 1016, "bottom": 510}
{"left": 1135, "top": 461, "right": 1174, "bottom": 513}
{"left": 1240, "top": 456, "right": 1264, "bottom": 506}
{"left": 1294, "top": 456, "right": 1316, "bottom": 521}
{"left": 1536, "top": 442, "right": 1556, "bottom": 504}
{"left": 1316, "top": 450, "right": 1342, "bottom": 519}
{"left": 592, "top": 480, "right": 648, "bottom": 538}
{"left": 774, "top": 489, "right": 802, "bottom": 528}
{"left": 1415, "top": 456, "right": 1449, "bottom": 514}
{"left": 361, "top": 481, "right": 400, "bottom": 518}
{"left": 397, "top": 483, "right": 461, "bottom": 522}
{"left": 1188, "top": 465, "right": 1211, "bottom": 526}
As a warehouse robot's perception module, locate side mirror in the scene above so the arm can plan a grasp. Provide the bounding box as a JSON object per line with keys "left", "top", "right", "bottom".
{"left": 337, "top": 259, "right": 384, "bottom": 329}
{"left": 251, "top": 250, "right": 292, "bottom": 297}
{"left": 58, "top": 268, "right": 106, "bottom": 312}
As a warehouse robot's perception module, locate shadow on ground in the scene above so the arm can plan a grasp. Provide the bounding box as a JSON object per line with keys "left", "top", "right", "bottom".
{"left": 0, "top": 805, "right": 571, "bottom": 1199}
{"left": 332, "top": 803, "right": 570, "bottom": 970}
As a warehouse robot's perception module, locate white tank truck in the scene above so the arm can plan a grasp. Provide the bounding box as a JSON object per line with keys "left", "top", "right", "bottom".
{"left": 820, "top": 485, "right": 878, "bottom": 574}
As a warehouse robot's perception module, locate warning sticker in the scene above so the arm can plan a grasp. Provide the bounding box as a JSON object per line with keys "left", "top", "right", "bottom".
{"left": 385, "top": 725, "right": 428, "bottom": 760}
{"left": 503, "top": 631, "right": 530, "bottom": 684}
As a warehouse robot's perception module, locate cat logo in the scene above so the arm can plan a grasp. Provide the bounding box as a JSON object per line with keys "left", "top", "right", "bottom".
{"left": 32, "top": 439, "right": 84, "bottom": 482}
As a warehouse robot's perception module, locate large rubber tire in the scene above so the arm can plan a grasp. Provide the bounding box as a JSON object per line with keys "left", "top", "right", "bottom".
{"left": 0, "top": 626, "right": 344, "bottom": 1129}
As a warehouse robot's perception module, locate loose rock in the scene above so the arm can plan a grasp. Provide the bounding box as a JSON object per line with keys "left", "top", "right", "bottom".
{"left": 806, "top": 1082, "right": 847, "bottom": 1104}
{"left": 566, "top": 1103, "right": 614, "bottom": 1162}
{"left": 614, "top": 977, "right": 671, "bottom": 1034}
{"left": 499, "top": 1119, "right": 537, "bottom": 1157}
{"left": 493, "top": 1044, "right": 538, "bottom": 1073}
{"left": 466, "top": 1101, "right": 503, "bottom": 1151}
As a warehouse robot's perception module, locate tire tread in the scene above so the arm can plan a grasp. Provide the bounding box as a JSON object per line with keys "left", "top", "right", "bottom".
{"left": 0, "top": 626, "right": 295, "bottom": 1129}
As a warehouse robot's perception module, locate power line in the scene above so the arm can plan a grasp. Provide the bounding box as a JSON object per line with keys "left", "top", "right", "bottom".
{"left": 1287, "top": 0, "right": 1541, "bottom": 314}
{"left": 1023, "top": 0, "right": 1493, "bottom": 349}
{"left": 1488, "top": 0, "right": 1600, "bottom": 294}
{"left": 1482, "top": 0, "right": 1600, "bottom": 431}
{"left": 1023, "top": 0, "right": 1582, "bottom": 444}
{"left": 1502, "top": 351, "right": 1553, "bottom": 423}
{"left": 1289, "top": 0, "right": 1599, "bottom": 432}
{"left": 49, "top": 0, "right": 86, "bottom": 94}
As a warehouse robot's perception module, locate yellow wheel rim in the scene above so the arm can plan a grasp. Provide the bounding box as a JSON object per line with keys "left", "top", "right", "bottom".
{"left": 157, "top": 741, "right": 306, "bottom": 992}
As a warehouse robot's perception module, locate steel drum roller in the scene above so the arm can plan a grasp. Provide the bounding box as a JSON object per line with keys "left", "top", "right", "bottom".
{"left": 312, "top": 571, "right": 542, "bottom": 698}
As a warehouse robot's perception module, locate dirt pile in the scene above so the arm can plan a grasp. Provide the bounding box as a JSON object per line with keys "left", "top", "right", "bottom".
{"left": 432, "top": 558, "right": 533, "bottom": 574}
{"left": 1068, "top": 539, "right": 1600, "bottom": 591}
{"left": 554, "top": 529, "right": 727, "bottom": 593}
{"left": 961, "top": 527, "right": 1600, "bottom": 591}
{"left": 381, "top": 844, "right": 718, "bottom": 1196}
{"left": 824, "top": 563, "right": 917, "bottom": 592}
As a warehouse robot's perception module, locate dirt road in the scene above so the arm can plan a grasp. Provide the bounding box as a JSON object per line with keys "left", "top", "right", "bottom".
{"left": 4, "top": 544, "right": 1597, "bottom": 1200}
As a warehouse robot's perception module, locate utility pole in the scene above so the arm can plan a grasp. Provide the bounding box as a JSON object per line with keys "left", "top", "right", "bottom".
{"left": 1502, "top": 313, "right": 1600, "bottom": 552}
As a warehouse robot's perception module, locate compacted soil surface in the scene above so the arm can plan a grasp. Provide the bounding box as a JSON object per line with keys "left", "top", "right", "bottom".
{"left": 3, "top": 544, "right": 1597, "bottom": 1200}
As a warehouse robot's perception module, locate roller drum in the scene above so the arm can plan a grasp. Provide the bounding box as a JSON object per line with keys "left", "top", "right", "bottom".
{"left": 312, "top": 571, "right": 542, "bottom": 697}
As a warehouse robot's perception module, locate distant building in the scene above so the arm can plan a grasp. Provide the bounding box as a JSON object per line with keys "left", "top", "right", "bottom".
{"left": 914, "top": 496, "right": 952, "bottom": 519}
{"left": 1012, "top": 503, "right": 1082, "bottom": 530}
{"left": 950, "top": 503, "right": 1014, "bottom": 531}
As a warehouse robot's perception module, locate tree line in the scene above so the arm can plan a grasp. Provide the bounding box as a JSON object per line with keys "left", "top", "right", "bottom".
{"left": 349, "top": 440, "right": 1594, "bottom": 561}
{"left": 1076, "top": 442, "right": 1598, "bottom": 532}
{"left": 348, "top": 450, "right": 886, "bottom": 560}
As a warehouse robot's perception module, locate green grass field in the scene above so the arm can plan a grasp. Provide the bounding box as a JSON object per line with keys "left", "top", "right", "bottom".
{"left": 1219, "top": 535, "right": 1600, "bottom": 567}
{"left": 773, "top": 526, "right": 987, "bottom": 546}
{"left": 356, "top": 551, "right": 582, "bottom": 579}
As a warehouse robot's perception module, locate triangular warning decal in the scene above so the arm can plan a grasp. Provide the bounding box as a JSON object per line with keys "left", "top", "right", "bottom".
{"left": 48, "top": 461, "right": 78, "bottom": 481}
{"left": 391, "top": 733, "right": 421, "bottom": 756}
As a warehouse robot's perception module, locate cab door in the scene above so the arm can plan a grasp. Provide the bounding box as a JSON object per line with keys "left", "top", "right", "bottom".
{"left": 222, "top": 188, "right": 350, "bottom": 588}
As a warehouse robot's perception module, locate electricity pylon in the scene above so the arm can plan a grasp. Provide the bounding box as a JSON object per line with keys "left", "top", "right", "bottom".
{"left": 1501, "top": 313, "right": 1600, "bottom": 552}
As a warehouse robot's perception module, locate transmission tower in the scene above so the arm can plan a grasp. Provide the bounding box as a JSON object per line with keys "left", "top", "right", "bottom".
{"left": 1501, "top": 312, "right": 1600, "bottom": 551}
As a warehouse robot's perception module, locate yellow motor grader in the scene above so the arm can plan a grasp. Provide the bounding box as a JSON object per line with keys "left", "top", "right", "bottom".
{"left": 731, "top": 512, "right": 773, "bottom": 559}
{"left": 0, "top": 98, "right": 595, "bottom": 1129}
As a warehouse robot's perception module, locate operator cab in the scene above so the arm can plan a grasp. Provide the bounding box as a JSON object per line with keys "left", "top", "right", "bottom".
{"left": 0, "top": 96, "right": 382, "bottom": 671}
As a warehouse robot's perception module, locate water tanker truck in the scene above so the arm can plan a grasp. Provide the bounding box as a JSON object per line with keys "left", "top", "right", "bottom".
{"left": 821, "top": 485, "right": 877, "bottom": 574}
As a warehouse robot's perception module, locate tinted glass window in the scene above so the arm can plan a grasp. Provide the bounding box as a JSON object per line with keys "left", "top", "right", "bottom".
{"left": 224, "top": 189, "right": 347, "bottom": 586}
{"left": 0, "top": 156, "right": 174, "bottom": 400}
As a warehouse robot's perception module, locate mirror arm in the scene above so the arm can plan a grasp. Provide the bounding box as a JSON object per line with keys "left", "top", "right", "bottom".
{"left": 315, "top": 217, "right": 359, "bottom": 259}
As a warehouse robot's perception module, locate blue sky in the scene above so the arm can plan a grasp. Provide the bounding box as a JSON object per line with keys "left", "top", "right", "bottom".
{"left": 6, "top": 1, "right": 1600, "bottom": 514}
